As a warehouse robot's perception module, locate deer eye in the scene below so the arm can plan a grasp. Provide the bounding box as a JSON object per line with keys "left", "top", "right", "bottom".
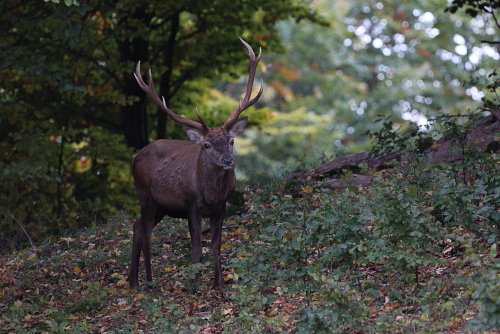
{"left": 203, "top": 143, "right": 211, "bottom": 149}
{"left": 230, "top": 140, "right": 234, "bottom": 145}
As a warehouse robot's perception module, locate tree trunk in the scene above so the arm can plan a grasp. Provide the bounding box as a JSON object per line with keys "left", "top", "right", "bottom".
{"left": 120, "top": 64, "right": 149, "bottom": 149}
{"left": 157, "top": 12, "right": 180, "bottom": 140}
{"left": 118, "top": 9, "right": 150, "bottom": 150}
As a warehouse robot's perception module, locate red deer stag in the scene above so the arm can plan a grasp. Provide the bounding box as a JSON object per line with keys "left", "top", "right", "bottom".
{"left": 127, "top": 38, "right": 263, "bottom": 289}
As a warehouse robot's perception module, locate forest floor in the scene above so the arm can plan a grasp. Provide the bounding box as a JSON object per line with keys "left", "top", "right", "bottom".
{"left": 1, "top": 176, "right": 500, "bottom": 333}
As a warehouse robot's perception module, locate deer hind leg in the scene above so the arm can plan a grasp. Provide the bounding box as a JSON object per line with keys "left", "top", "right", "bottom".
{"left": 127, "top": 205, "right": 162, "bottom": 287}
{"left": 142, "top": 207, "right": 165, "bottom": 282}
{"left": 127, "top": 217, "right": 144, "bottom": 287}
{"left": 143, "top": 208, "right": 165, "bottom": 284}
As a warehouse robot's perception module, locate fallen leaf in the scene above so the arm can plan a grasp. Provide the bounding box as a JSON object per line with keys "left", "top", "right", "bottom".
{"left": 116, "top": 279, "right": 128, "bottom": 288}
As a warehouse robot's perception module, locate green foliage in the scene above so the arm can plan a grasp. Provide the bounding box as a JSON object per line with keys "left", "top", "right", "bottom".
{"left": 365, "top": 115, "right": 427, "bottom": 157}
{"left": 236, "top": 106, "right": 343, "bottom": 183}
{"left": 46, "top": 0, "right": 81, "bottom": 6}
{"left": 0, "top": 108, "right": 137, "bottom": 251}
{"left": 236, "top": 0, "right": 499, "bottom": 183}
{"left": 226, "top": 108, "right": 500, "bottom": 331}
{"left": 445, "top": 0, "right": 500, "bottom": 18}
{"left": 365, "top": 109, "right": 500, "bottom": 329}
{"left": 0, "top": 0, "right": 323, "bottom": 251}
{"left": 468, "top": 260, "right": 500, "bottom": 330}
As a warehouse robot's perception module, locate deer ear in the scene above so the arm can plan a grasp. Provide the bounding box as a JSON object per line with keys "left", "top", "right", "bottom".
{"left": 228, "top": 116, "right": 248, "bottom": 137}
{"left": 183, "top": 127, "right": 204, "bottom": 144}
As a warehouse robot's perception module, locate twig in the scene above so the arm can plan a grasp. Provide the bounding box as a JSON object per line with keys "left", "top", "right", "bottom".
{"left": 480, "top": 40, "right": 500, "bottom": 44}
{"left": 489, "top": 0, "right": 500, "bottom": 31}
{"left": 7, "top": 213, "right": 34, "bottom": 247}
{"left": 480, "top": 1, "right": 500, "bottom": 44}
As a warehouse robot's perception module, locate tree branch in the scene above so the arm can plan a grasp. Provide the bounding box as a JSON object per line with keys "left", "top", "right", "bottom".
{"left": 7, "top": 213, "right": 34, "bottom": 248}
{"left": 489, "top": 0, "right": 500, "bottom": 31}
{"left": 480, "top": 39, "right": 500, "bottom": 44}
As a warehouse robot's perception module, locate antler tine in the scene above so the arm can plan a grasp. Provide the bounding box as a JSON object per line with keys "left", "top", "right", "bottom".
{"left": 195, "top": 108, "right": 210, "bottom": 132}
{"left": 134, "top": 61, "right": 207, "bottom": 133}
{"left": 223, "top": 38, "right": 264, "bottom": 129}
{"left": 240, "top": 37, "right": 262, "bottom": 104}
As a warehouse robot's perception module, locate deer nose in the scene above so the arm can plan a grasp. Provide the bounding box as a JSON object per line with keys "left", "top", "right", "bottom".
{"left": 221, "top": 155, "right": 234, "bottom": 168}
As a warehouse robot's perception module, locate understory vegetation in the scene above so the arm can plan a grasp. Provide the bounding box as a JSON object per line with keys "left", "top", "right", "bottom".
{"left": 2, "top": 114, "right": 500, "bottom": 333}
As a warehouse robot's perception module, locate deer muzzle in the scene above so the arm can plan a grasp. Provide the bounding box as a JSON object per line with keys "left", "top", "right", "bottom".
{"left": 220, "top": 154, "right": 234, "bottom": 169}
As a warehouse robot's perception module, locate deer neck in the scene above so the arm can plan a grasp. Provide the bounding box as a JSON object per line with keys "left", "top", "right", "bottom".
{"left": 197, "top": 159, "right": 236, "bottom": 205}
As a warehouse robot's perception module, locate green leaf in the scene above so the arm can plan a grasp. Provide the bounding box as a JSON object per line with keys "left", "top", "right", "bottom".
{"left": 408, "top": 185, "right": 418, "bottom": 198}
{"left": 490, "top": 243, "right": 498, "bottom": 258}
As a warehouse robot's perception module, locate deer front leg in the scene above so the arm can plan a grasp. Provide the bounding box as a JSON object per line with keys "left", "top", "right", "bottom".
{"left": 187, "top": 211, "right": 202, "bottom": 292}
{"left": 210, "top": 206, "right": 226, "bottom": 289}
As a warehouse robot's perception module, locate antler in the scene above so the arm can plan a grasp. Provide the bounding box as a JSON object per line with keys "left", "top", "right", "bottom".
{"left": 134, "top": 62, "right": 210, "bottom": 133}
{"left": 223, "top": 38, "right": 264, "bottom": 129}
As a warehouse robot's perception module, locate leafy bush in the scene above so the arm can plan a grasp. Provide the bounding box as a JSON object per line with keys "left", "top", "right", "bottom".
{"left": 468, "top": 261, "right": 500, "bottom": 330}
{"left": 0, "top": 118, "right": 137, "bottom": 252}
